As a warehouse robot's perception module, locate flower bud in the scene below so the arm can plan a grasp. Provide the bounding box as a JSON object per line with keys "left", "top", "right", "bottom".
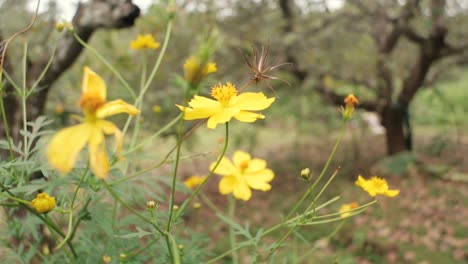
{"left": 300, "top": 168, "right": 312, "bottom": 181}
{"left": 146, "top": 200, "right": 157, "bottom": 209}
{"left": 31, "top": 192, "right": 56, "bottom": 214}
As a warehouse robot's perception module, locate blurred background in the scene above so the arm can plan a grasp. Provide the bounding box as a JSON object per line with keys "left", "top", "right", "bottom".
{"left": 1, "top": 0, "right": 467, "bottom": 263}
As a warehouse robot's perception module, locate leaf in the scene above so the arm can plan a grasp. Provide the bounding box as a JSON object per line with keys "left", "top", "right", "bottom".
{"left": 114, "top": 227, "right": 154, "bottom": 239}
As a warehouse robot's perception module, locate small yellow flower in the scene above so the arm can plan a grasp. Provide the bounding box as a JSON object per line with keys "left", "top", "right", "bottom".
{"left": 152, "top": 105, "right": 162, "bottom": 113}
{"left": 183, "top": 56, "right": 217, "bottom": 83}
{"left": 176, "top": 82, "right": 275, "bottom": 129}
{"left": 193, "top": 202, "right": 202, "bottom": 209}
{"left": 341, "top": 94, "right": 359, "bottom": 120}
{"left": 102, "top": 255, "right": 111, "bottom": 264}
{"left": 184, "top": 175, "right": 207, "bottom": 190}
{"left": 210, "top": 151, "right": 274, "bottom": 201}
{"left": 47, "top": 67, "right": 139, "bottom": 179}
{"left": 339, "top": 202, "right": 359, "bottom": 218}
{"left": 355, "top": 175, "right": 400, "bottom": 198}
{"left": 31, "top": 192, "right": 56, "bottom": 214}
{"left": 130, "top": 34, "right": 160, "bottom": 50}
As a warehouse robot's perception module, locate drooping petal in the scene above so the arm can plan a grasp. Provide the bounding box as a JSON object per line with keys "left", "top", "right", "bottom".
{"left": 244, "top": 158, "right": 267, "bottom": 173}
{"left": 219, "top": 176, "right": 237, "bottom": 195}
{"left": 234, "top": 111, "right": 265, "bottom": 123}
{"left": 232, "top": 151, "right": 251, "bottom": 168}
{"left": 383, "top": 189, "right": 400, "bottom": 197}
{"left": 88, "top": 127, "right": 109, "bottom": 179}
{"left": 210, "top": 156, "right": 237, "bottom": 176}
{"left": 244, "top": 169, "right": 274, "bottom": 191}
{"left": 207, "top": 108, "right": 238, "bottom": 129}
{"left": 230, "top": 92, "right": 275, "bottom": 111}
{"left": 47, "top": 123, "right": 93, "bottom": 173}
{"left": 232, "top": 179, "right": 252, "bottom": 201}
{"left": 96, "top": 99, "right": 139, "bottom": 118}
{"left": 82, "top": 67, "right": 106, "bottom": 101}
{"left": 96, "top": 120, "right": 123, "bottom": 157}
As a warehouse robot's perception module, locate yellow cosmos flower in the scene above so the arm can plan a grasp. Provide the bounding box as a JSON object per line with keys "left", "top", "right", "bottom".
{"left": 176, "top": 82, "right": 275, "bottom": 129}
{"left": 183, "top": 175, "right": 207, "bottom": 190}
{"left": 339, "top": 202, "right": 358, "bottom": 218}
{"left": 130, "top": 34, "right": 161, "bottom": 50}
{"left": 47, "top": 67, "right": 139, "bottom": 179}
{"left": 183, "top": 56, "right": 217, "bottom": 83}
{"left": 210, "top": 151, "right": 274, "bottom": 201}
{"left": 355, "top": 175, "right": 400, "bottom": 198}
{"left": 31, "top": 192, "right": 56, "bottom": 214}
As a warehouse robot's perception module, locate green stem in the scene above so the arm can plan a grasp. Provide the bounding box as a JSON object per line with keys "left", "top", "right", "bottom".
{"left": 56, "top": 168, "right": 88, "bottom": 250}
{"left": 285, "top": 124, "right": 347, "bottom": 219}
{"left": 174, "top": 122, "right": 229, "bottom": 222}
{"left": 102, "top": 180, "right": 165, "bottom": 236}
{"left": 72, "top": 33, "right": 136, "bottom": 99}
{"left": 228, "top": 195, "right": 239, "bottom": 264}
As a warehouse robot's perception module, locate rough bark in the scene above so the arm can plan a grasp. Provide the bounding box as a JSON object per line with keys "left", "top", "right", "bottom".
{"left": 0, "top": 0, "right": 140, "bottom": 158}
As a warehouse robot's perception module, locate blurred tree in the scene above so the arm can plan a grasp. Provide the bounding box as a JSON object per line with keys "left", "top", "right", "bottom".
{"left": 0, "top": 0, "right": 140, "bottom": 158}
{"left": 277, "top": 0, "right": 468, "bottom": 155}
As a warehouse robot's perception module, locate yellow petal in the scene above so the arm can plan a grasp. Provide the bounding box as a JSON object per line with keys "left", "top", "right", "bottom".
{"left": 219, "top": 176, "right": 237, "bottom": 195}
{"left": 234, "top": 111, "right": 265, "bottom": 122}
{"left": 88, "top": 127, "right": 109, "bottom": 179}
{"left": 210, "top": 157, "right": 237, "bottom": 176}
{"left": 96, "top": 99, "right": 139, "bottom": 118}
{"left": 96, "top": 120, "right": 123, "bottom": 157}
{"left": 232, "top": 180, "right": 252, "bottom": 201}
{"left": 82, "top": 67, "right": 106, "bottom": 102}
{"left": 47, "top": 123, "right": 92, "bottom": 173}
{"left": 181, "top": 106, "right": 222, "bottom": 120}
{"left": 207, "top": 108, "right": 238, "bottom": 129}
{"left": 232, "top": 151, "right": 251, "bottom": 168}
{"left": 384, "top": 189, "right": 400, "bottom": 197}
{"left": 244, "top": 169, "right": 274, "bottom": 191}
{"left": 244, "top": 158, "right": 267, "bottom": 173}
{"left": 230, "top": 92, "right": 275, "bottom": 111}
{"left": 188, "top": 96, "right": 220, "bottom": 109}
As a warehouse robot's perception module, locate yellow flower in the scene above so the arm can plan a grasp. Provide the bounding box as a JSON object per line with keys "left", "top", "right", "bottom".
{"left": 152, "top": 105, "right": 162, "bottom": 113}
{"left": 176, "top": 82, "right": 275, "bottom": 129}
{"left": 183, "top": 56, "right": 217, "bottom": 83}
{"left": 210, "top": 151, "right": 274, "bottom": 201}
{"left": 130, "top": 34, "right": 160, "bottom": 50}
{"left": 102, "top": 255, "right": 112, "bottom": 264}
{"left": 47, "top": 67, "right": 139, "bottom": 179}
{"left": 184, "top": 175, "right": 207, "bottom": 190}
{"left": 355, "top": 175, "right": 400, "bottom": 198}
{"left": 339, "top": 202, "right": 358, "bottom": 218}
{"left": 31, "top": 192, "right": 56, "bottom": 214}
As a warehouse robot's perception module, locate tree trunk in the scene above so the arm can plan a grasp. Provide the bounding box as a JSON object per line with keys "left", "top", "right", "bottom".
{"left": 381, "top": 104, "right": 411, "bottom": 155}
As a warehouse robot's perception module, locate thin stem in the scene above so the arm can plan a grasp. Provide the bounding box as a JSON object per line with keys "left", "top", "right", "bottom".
{"left": 72, "top": 33, "right": 136, "bottom": 99}
{"left": 56, "top": 168, "right": 88, "bottom": 250}
{"left": 102, "top": 181, "right": 166, "bottom": 236}
{"left": 174, "top": 122, "right": 230, "bottom": 222}
{"left": 285, "top": 124, "right": 347, "bottom": 219}
{"left": 228, "top": 195, "right": 239, "bottom": 264}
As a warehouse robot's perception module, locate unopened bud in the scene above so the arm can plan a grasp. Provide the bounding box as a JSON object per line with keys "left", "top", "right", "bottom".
{"left": 300, "top": 168, "right": 312, "bottom": 181}
{"left": 146, "top": 200, "right": 157, "bottom": 209}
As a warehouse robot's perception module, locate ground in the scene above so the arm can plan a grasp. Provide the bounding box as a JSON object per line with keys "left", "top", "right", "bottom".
{"left": 173, "top": 124, "right": 468, "bottom": 263}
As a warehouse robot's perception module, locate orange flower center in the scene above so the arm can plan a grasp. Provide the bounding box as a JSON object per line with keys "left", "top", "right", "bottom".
{"left": 239, "top": 160, "right": 249, "bottom": 172}
{"left": 210, "top": 82, "right": 238, "bottom": 105}
{"left": 79, "top": 93, "right": 105, "bottom": 113}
